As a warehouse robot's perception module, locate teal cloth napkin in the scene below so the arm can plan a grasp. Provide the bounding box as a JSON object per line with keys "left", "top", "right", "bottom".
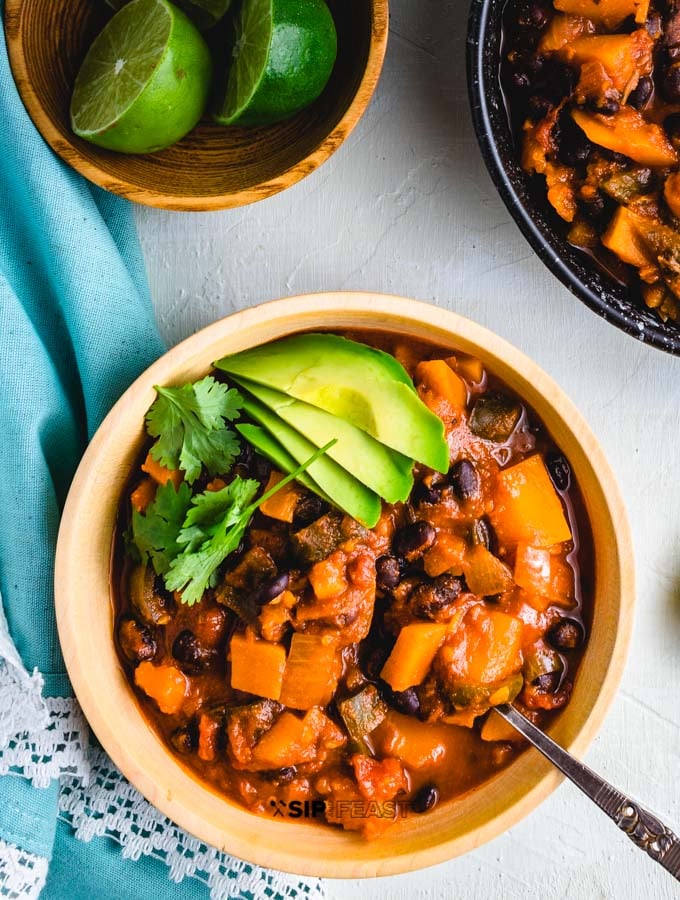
{"left": 0, "top": 8, "right": 320, "bottom": 900}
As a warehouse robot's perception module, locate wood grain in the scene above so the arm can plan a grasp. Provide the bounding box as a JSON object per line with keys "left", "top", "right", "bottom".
{"left": 54, "top": 293, "right": 635, "bottom": 879}
{"left": 4, "top": 0, "right": 388, "bottom": 211}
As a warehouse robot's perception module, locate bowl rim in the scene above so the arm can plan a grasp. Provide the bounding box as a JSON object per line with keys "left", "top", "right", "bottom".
{"left": 54, "top": 292, "right": 635, "bottom": 878}
{"left": 3, "top": 0, "right": 389, "bottom": 212}
{"left": 466, "top": 0, "right": 680, "bottom": 356}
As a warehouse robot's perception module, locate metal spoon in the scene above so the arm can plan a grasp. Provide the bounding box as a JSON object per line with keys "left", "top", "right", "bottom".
{"left": 495, "top": 703, "right": 680, "bottom": 882}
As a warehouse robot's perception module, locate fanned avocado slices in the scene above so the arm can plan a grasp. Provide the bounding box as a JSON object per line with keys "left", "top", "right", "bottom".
{"left": 239, "top": 395, "right": 382, "bottom": 528}
{"left": 233, "top": 376, "right": 414, "bottom": 503}
{"left": 214, "top": 333, "right": 449, "bottom": 473}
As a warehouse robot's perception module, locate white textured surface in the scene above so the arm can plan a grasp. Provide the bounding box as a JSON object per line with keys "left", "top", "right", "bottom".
{"left": 135, "top": 1, "right": 680, "bottom": 897}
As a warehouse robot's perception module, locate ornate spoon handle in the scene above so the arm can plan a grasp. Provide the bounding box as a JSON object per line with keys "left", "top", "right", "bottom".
{"left": 496, "top": 704, "right": 680, "bottom": 881}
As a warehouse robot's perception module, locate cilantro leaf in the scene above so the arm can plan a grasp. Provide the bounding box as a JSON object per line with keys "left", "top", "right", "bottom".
{"left": 164, "top": 440, "right": 336, "bottom": 607}
{"left": 165, "top": 479, "right": 259, "bottom": 606}
{"left": 145, "top": 376, "right": 243, "bottom": 484}
{"left": 131, "top": 481, "right": 193, "bottom": 575}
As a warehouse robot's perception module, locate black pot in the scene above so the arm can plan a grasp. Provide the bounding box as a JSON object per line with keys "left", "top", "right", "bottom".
{"left": 466, "top": 0, "right": 680, "bottom": 356}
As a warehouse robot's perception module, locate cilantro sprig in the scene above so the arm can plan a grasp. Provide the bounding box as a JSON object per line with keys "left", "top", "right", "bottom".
{"left": 131, "top": 440, "right": 336, "bottom": 607}
{"left": 145, "top": 376, "right": 243, "bottom": 484}
{"left": 131, "top": 481, "right": 192, "bottom": 575}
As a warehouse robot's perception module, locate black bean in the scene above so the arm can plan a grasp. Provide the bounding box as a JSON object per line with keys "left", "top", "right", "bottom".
{"left": 512, "top": 69, "right": 532, "bottom": 91}
{"left": 257, "top": 572, "right": 290, "bottom": 604}
{"left": 413, "top": 481, "right": 443, "bottom": 505}
{"left": 393, "top": 521, "right": 436, "bottom": 562}
{"left": 662, "top": 63, "right": 680, "bottom": 102}
{"left": 117, "top": 616, "right": 157, "bottom": 663}
{"left": 527, "top": 95, "right": 553, "bottom": 120}
{"left": 385, "top": 686, "right": 421, "bottom": 717}
{"left": 172, "top": 630, "right": 214, "bottom": 672}
{"left": 546, "top": 452, "right": 571, "bottom": 492}
{"left": 470, "top": 517, "right": 498, "bottom": 555}
{"left": 665, "top": 112, "right": 680, "bottom": 139}
{"left": 170, "top": 726, "right": 197, "bottom": 755}
{"left": 276, "top": 766, "right": 297, "bottom": 784}
{"left": 449, "top": 459, "right": 480, "bottom": 501}
{"left": 646, "top": 12, "right": 663, "bottom": 38}
{"left": 252, "top": 454, "right": 272, "bottom": 483}
{"left": 293, "top": 493, "right": 327, "bottom": 528}
{"left": 411, "top": 784, "right": 439, "bottom": 814}
{"left": 556, "top": 111, "right": 594, "bottom": 167}
{"left": 410, "top": 575, "right": 463, "bottom": 619}
{"left": 628, "top": 75, "right": 653, "bottom": 109}
{"left": 597, "top": 98, "right": 620, "bottom": 115}
{"left": 548, "top": 618, "right": 584, "bottom": 650}
{"left": 578, "top": 191, "right": 608, "bottom": 224}
{"left": 535, "top": 671, "right": 561, "bottom": 692}
{"left": 518, "top": 1, "right": 549, "bottom": 29}
{"left": 376, "top": 555, "right": 402, "bottom": 591}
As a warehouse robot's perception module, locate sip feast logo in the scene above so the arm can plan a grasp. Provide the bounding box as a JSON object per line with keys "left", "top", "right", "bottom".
{"left": 269, "top": 799, "right": 326, "bottom": 819}
{"left": 268, "top": 798, "right": 408, "bottom": 819}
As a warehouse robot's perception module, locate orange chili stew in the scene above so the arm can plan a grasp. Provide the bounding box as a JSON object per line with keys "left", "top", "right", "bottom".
{"left": 503, "top": 0, "right": 680, "bottom": 322}
{"left": 114, "top": 332, "right": 591, "bottom": 839}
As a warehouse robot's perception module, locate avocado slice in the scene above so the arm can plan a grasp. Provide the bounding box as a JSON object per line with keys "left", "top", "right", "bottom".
{"left": 239, "top": 395, "right": 382, "bottom": 528}
{"left": 233, "top": 377, "right": 413, "bottom": 503}
{"left": 214, "top": 333, "right": 449, "bottom": 473}
{"left": 235, "top": 423, "right": 333, "bottom": 504}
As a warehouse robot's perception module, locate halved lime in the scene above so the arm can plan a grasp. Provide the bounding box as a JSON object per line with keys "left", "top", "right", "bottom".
{"left": 71, "top": 0, "right": 212, "bottom": 154}
{"left": 214, "top": 0, "right": 337, "bottom": 127}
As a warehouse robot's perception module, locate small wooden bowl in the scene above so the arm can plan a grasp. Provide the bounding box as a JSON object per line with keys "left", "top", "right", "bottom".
{"left": 4, "top": 1, "right": 387, "bottom": 211}
{"left": 55, "top": 294, "right": 635, "bottom": 878}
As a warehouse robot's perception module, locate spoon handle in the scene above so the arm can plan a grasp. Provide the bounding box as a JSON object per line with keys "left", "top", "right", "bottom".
{"left": 496, "top": 703, "right": 680, "bottom": 881}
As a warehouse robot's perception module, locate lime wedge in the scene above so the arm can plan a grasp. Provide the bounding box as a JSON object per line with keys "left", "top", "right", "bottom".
{"left": 214, "top": 0, "right": 337, "bottom": 127}
{"left": 71, "top": 0, "right": 212, "bottom": 154}
{"left": 105, "top": 0, "right": 233, "bottom": 29}
{"left": 178, "top": 0, "right": 233, "bottom": 28}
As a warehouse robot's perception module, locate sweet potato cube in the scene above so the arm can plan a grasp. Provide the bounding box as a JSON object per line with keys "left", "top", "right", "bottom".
{"left": 259, "top": 471, "right": 300, "bottom": 523}
{"left": 308, "top": 551, "right": 348, "bottom": 600}
{"left": 490, "top": 454, "right": 572, "bottom": 548}
{"left": 415, "top": 359, "right": 467, "bottom": 409}
{"left": 515, "top": 543, "right": 575, "bottom": 609}
{"left": 602, "top": 206, "right": 656, "bottom": 268}
{"left": 562, "top": 32, "right": 653, "bottom": 93}
{"left": 439, "top": 606, "right": 524, "bottom": 685}
{"left": 372, "top": 711, "right": 450, "bottom": 769}
{"left": 571, "top": 108, "right": 678, "bottom": 168}
{"left": 424, "top": 532, "right": 467, "bottom": 577}
{"left": 134, "top": 661, "right": 187, "bottom": 715}
{"left": 539, "top": 13, "right": 594, "bottom": 53}
{"left": 380, "top": 622, "right": 448, "bottom": 691}
{"left": 250, "top": 711, "right": 317, "bottom": 768}
{"left": 554, "top": 0, "right": 649, "bottom": 28}
{"left": 229, "top": 632, "right": 287, "bottom": 701}
{"left": 141, "top": 451, "right": 182, "bottom": 488}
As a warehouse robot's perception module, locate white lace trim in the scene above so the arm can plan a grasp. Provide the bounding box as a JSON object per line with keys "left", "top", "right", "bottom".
{"left": 0, "top": 602, "right": 324, "bottom": 900}
{"left": 0, "top": 603, "right": 49, "bottom": 753}
{"left": 0, "top": 697, "right": 91, "bottom": 789}
{"left": 59, "top": 746, "right": 324, "bottom": 899}
{"left": 0, "top": 839, "right": 48, "bottom": 899}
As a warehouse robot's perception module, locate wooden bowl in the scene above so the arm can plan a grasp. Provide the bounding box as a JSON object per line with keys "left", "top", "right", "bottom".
{"left": 55, "top": 293, "right": 635, "bottom": 878}
{"left": 4, "top": 1, "right": 387, "bottom": 211}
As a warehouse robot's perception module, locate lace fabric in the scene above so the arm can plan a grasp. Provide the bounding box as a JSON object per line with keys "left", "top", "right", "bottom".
{"left": 0, "top": 839, "right": 49, "bottom": 900}
{"left": 0, "top": 606, "right": 324, "bottom": 900}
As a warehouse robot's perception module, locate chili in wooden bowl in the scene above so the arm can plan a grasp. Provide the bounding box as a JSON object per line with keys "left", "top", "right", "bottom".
{"left": 55, "top": 293, "right": 634, "bottom": 877}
